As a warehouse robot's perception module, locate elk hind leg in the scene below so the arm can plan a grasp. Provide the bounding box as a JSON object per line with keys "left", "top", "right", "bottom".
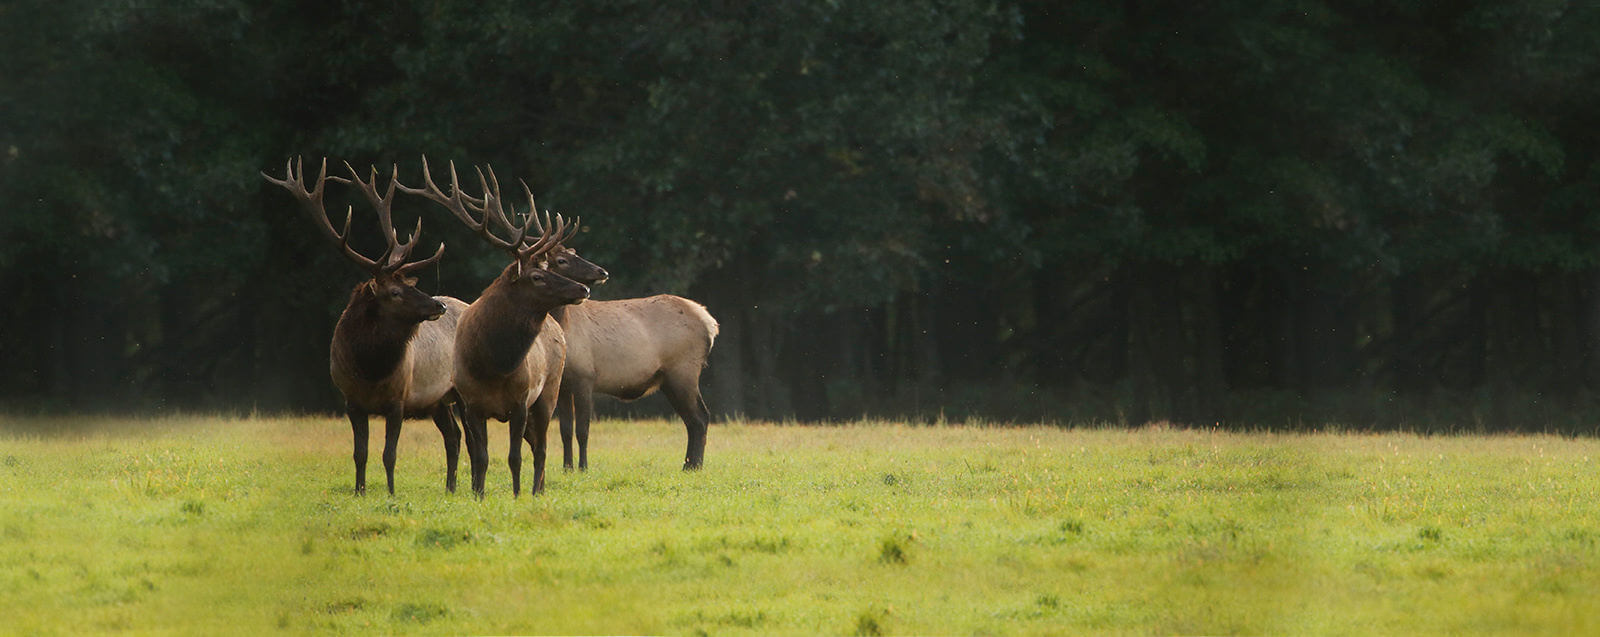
{"left": 432, "top": 403, "right": 462, "bottom": 493}
{"left": 574, "top": 384, "right": 595, "bottom": 471}
{"left": 661, "top": 371, "right": 710, "bottom": 470}
{"left": 557, "top": 390, "right": 576, "bottom": 470}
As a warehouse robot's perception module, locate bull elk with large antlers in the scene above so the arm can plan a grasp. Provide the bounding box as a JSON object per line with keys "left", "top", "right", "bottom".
{"left": 262, "top": 158, "right": 469, "bottom": 495}
{"left": 445, "top": 166, "right": 718, "bottom": 471}
{"left": 399, "top": 159, "right": 590, "bottom": 497}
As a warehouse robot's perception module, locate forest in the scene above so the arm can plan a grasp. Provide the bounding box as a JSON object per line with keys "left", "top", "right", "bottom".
{"left": 3, "top": 0, "right": 1599, "bottom": 430}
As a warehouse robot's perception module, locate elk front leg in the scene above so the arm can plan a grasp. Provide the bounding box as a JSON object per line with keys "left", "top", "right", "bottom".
{"left": 463, "top": 407, "right": 489, "bottom": 499}
{"left": 346, "top": 408, "right": 369, "bottom": 495}
{"left": 529, "top": 399, "right": 553, "bottom": 494}
{"left": 382, "top": 407, "right": 403, "bottom": 495}
{"left": 432, "top": 403, "right": 462, "bottom": 493}
{"left": 507, "top": 407, "right": 528, "bottom": 497}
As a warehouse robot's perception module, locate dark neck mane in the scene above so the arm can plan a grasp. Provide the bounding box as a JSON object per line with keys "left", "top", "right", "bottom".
{"left": 332, "top": 282, "right": 420, "bottom": 382}
{"left": 461, "top": 272, "right": 560, "bottom": 380}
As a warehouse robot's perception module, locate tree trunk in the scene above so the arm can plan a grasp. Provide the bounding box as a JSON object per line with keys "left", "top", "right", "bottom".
{"left": 1191, "top": 266, "right": 1226, "bottom": 424}
{"left": 705, "top": 304, "right": 746, "bottom": 419}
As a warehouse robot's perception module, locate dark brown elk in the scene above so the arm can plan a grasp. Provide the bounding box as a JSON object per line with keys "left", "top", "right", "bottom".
{"left": 399, "top": 159, "right": 589, "bottom": 497}
{"left": 513, "top": 214, "right": 718, "bottom": 471}
{"left": 262, "top": 157, "right": 468, "bottom": 495}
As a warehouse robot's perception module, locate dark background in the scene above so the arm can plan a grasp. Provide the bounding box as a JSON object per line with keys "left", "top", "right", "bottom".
{"left": 4, "top": 1, "right": 1600, "bottom": 431}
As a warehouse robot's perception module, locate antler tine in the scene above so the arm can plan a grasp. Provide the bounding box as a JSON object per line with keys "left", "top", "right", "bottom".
{"left": 563, "top": 215, "right": 581, "bottom": 244}
{"left": 519, "top": 179, "right": 547, "bottom": 237}
{"left": 398, "top": 156, "right": 518, "bottom": 253}
{"left": 473, "top": 164, "right": 529, "bottom": 254}
{"left": 342, "top": 160, "right": 413, "bottom": 270}
{"left": 519, "top": 211, "right": 567, "bottom": 261}
{"left": 397, "top": 157, "right": 472, "bottom": 227}
{"left": 379, "top": 163, "right": 426, "bottom": 269}
{"left": 475, "top": 166, "right": 505, "bottom": 226}
{"left": 262, "top": 156, "right": 380, "bottom": 273}
{"left": 300, "top": 159, "right": 448, "bottom": 276}
{"left": 397, "top": 221, "right": 446, "bottom": 275}
{"left": 480, "top": 165, "right": 539, "bottom": 247}
{"left": 338, "top": 205, "right": 357, "bottom": 254}
{"left": 506, "top": 181, "right": 537, "bottom": 248}
{"left": 382, "top": 164, "right": 404, "bottom": 240}
{"left": 520, "top": 208, "right": 555, "bottom": 249}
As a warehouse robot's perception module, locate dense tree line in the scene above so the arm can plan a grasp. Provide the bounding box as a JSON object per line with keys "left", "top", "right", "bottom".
{"left": 3, "top": 0, "right": 1599, "bottom": 430}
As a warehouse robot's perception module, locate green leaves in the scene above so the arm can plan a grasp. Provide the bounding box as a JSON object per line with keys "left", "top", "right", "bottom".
{"left": 6, "top": 0, "right": 1600, "bottom": 414}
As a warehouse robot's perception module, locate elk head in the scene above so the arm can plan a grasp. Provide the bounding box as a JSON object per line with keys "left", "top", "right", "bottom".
{"left": 550, "top": 247, "right": 608, "bottom": 286}
{"left": 518, "top": 187, "right": 609, "bottom": 287}
{"left": 262, "top": 157, "right": 448, "bottom": 323}
{"left": 398, "top": 157, "right": 591, "bottom": 306}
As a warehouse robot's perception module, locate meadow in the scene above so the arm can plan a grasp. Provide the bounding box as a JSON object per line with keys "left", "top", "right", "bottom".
{"left": 1, "top": 415, "right": 1598, "bottom": 635}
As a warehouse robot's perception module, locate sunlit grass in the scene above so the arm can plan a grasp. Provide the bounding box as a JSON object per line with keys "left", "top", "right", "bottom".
{"left": 1, "top": 415, "right": 1598, "bottom": 634}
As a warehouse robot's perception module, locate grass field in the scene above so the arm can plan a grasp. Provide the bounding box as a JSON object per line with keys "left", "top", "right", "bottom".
{"left": 1, "top": 415, "right": 1598, "bottom": 635}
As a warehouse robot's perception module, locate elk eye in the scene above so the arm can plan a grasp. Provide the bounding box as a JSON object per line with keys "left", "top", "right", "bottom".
{"left": 390, "top": 289, "right": 401, "bottom": 297}
{"left": 556, "top": 258, "right": 568, "bottom": 265}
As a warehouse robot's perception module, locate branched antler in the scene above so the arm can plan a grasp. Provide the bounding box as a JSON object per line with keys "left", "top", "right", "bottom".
{"left": 397, "top": 156, "right": 572, "bottom": 266}
{"left": 262, "top": 156, "right": 445, "bottom": 276}
{"left": 341, "top": 161, "right": 445, "bottom": 275}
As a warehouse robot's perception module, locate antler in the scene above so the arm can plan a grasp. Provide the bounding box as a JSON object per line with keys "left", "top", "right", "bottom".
{"left": 397, "top": 157, "right": 527, "bottom": 252}
{"left": 398, "top": 156, "right": 571, "bottom": 263}
{"left": 341, "top": 161, "right": 446, "bottom": 275}
{"left": 261, "top": 156, "right": 381, "bottom": 274}
{"left": 519, "top": 210, "right": 572, "bottom": 263}
{"left": 515, "top": 179, "right": 581, "bottom": 249}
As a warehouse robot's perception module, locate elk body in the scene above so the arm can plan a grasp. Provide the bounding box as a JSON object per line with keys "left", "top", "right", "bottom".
{"left": 263, "top": 158, "right": 467, "bottom": 495}
{"left": 401, "top": 159, "right": 589, "bottom": 496}
{"left": 549, "top": 295, "right": 718, "bottom": 471}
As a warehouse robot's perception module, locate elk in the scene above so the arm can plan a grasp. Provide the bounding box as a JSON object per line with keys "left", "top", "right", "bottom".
{"left": 516, "top": 214, "right": 719, "bottom": 472}
{"left": 551, "top": 295, "right": 718, "bottom": 471}
{"left": 262, "top": 157, "right": 468, "bottom": 495}
{"left": 399, "top": 159, "right": 589, "bottom": 497}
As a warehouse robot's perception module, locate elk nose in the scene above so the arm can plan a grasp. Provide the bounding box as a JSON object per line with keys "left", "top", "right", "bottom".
{"left": 595, "top": 267, "right": 610, "bottom": 284}
{"left": 428, "top": 300, "right": 446, "bottom": 320}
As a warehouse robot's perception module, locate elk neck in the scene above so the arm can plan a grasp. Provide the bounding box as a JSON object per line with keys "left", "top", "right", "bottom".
{"left": 460, "top": 272, "right": 561, "bottom": 380}
{"left": 332, "top": 281, "right": 422, "bottom": 383}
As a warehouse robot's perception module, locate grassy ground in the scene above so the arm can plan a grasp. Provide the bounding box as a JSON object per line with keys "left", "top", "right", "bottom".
{"left": 1, "top": 415, "right": 1597, "bottom": 635}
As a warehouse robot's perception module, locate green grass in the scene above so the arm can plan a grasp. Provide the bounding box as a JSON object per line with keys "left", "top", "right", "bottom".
{"left": 2, "top": 416, "right": 1599, "bottom": 635}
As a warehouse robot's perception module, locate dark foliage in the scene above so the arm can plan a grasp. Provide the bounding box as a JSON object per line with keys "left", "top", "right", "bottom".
{"left": 4, "top": 0, "right": 1600, "bottom": 430}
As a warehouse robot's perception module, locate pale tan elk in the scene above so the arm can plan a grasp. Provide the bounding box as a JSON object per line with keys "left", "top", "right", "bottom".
{"left": 506, "top": 215, "right": 718, "bottom": 471}
{"left": 398, "top": 159, "right": 589, "bottom": 497}
{"left": 262, "top": 157, "right": 469, "bottom": 495}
